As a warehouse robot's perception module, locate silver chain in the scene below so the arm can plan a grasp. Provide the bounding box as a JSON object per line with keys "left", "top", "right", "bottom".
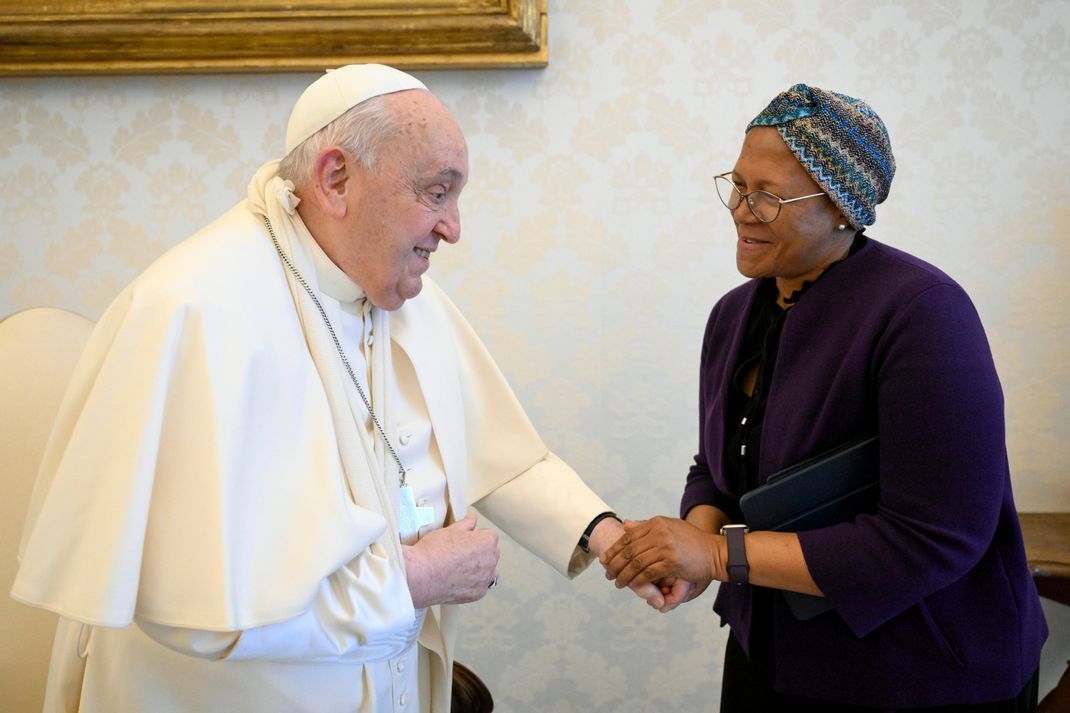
{"left": 263, "top": 215, "right": 408, "bottom": 486}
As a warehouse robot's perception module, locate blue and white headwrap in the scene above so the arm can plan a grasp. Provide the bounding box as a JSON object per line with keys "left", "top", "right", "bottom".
{"left": 747, "top": 84, "right": 895, "bottom": 229}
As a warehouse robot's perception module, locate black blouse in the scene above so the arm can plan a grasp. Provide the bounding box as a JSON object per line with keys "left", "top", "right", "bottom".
{"left": 723, "top": 279, "right": 785, "bottom": 498}
{"left": 722, "top": 234, "right": 865, "bottom": 500}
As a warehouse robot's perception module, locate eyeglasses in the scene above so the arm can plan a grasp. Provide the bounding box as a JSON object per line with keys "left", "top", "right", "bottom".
{"left": 713, "top": 172, "right": 826, "bottom": 223}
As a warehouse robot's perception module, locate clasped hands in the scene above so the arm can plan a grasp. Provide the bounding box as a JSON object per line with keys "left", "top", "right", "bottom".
{"left": 402, "top": 513, "right": 671, "bottom": 611}
{"left": 599, "top": 516, "right": 727, "bottom": 613}
{"left": 402, "top": 512, "right": 723, "bottom": 613}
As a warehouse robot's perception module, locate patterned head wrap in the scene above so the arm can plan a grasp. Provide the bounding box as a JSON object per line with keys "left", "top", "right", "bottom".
{"left": 746, "top": 84, "right": 895, "bottom": 229}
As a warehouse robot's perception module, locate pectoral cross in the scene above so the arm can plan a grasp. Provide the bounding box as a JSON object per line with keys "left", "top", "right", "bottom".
{"left": 399, "top": 485, "right": 436, "bottom": 539}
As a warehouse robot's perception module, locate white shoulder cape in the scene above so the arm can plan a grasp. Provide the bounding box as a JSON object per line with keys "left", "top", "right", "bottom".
{"left": 11, "top": 202, "right": 547, "bottom": 632}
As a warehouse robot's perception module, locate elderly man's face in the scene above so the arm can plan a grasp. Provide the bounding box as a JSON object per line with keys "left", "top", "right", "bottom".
{"left": 343, "top": 92, "right": 468, "bottom": 310}
{"left": 728, "top": 126, "right": 849, "bottom": 299}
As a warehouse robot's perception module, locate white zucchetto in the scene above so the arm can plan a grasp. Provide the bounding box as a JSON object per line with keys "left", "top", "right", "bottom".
{"left": 284, "top": 64, "right": 427, "bottom": 154}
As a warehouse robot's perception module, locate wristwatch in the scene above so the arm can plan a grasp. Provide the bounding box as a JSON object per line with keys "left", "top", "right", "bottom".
{"left": 720, "top": 524, "right": 750, "bottom": 585}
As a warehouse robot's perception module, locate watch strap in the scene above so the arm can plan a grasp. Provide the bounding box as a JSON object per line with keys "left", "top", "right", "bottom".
{"left": 720, "top": 524, "right": 750, "bottom": 585}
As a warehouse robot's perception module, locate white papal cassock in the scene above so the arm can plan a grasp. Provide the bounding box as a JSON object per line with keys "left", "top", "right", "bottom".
{"left": 11, "top": 162, "right": 612, "bottom": 713}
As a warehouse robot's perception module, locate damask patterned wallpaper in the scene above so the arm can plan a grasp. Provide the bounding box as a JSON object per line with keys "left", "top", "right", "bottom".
{"left": 2, "top": 0, "right": 1068, "bottom": 709}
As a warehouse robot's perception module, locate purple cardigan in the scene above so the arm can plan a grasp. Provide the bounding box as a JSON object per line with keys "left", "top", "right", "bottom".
{"left": 681, "top": 237, "right": 1047, "bottom": 707}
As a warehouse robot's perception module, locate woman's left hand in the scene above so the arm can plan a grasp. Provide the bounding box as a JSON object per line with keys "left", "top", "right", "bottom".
{"left": 600, "top": 516, "right": 725, "bottom": 595}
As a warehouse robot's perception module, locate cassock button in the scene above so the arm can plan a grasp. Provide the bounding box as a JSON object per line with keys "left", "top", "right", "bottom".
{"left": 399, "top": 693, "right": 407, "bottom": 706}
{"left": 399, "top": 432, "right": 411, "bottom": 445}
{"left": 396, "top": 661, "right": 405, "bottom": 673}
{"left": 365, "top": 333, "right": 374, "bottom": 347}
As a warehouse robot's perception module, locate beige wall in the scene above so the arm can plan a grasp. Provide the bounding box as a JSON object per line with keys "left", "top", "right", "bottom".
{"left": 2, "top": 0, "right": 1068, "bottom": 709}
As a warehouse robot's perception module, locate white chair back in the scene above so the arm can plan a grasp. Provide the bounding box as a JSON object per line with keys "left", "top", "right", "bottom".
{"left": 0, "top": 307, "right": 94, "bottom": 713}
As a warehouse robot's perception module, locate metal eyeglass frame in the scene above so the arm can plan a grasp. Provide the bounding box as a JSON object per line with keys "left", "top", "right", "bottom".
{"left": 714, "top": 172, "right": 826, "bottom": 223}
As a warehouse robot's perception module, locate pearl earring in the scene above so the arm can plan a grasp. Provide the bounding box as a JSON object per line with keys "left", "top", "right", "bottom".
{"left": 837, "top": 223, "right": 847, "bottom": 231}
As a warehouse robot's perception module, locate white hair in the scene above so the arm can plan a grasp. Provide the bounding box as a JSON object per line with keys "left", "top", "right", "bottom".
{"left": 277, "top": 92, "right": 409, "bottom": 186}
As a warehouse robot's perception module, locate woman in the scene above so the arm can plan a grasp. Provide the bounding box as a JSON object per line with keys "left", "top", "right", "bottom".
{"left": 602, "top": 84, "right": 1047, "bottom": 712}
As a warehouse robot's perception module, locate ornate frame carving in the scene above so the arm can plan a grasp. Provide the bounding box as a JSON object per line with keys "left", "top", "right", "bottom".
{"left": 0, "top": 0, "right": 547, "bottom": 75}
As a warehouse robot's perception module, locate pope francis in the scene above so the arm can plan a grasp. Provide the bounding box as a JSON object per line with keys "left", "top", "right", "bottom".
{"left": 11, "top": 64, "right": 657, "bottom": 712}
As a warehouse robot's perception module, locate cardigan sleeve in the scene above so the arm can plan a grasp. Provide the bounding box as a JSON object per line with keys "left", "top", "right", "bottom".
{"left": 681, "top": 299, "right": 740, "bottom": 520}
{"left": 798, "top": 282, "right": 1008, "bottom": 637}
{"left": 682, "top": 442, "right": 738, "bottom": 518}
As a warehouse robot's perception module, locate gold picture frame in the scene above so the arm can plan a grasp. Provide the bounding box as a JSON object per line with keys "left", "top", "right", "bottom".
{"left": 0, "top": 0, "right": 547, "bottom": 75}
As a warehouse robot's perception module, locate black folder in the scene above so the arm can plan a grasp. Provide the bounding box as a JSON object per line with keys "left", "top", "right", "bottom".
{"left": 738, "top": 436, "right": 879, "bottom": 620}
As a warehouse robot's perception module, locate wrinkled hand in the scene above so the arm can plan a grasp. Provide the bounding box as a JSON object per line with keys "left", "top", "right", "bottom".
{"left": 586, "top": 516, "right": 665, "bottom": 609}
{"left": 403, "top": 513, "right": 500, "bottom": 609}
{"left": 628, "top": 580, "right": 667, "bottom": 609}
{"left": 600, "top": 517, "right": 723, "bottom": 600}
{"left": 652, "top": 576, "right": 709, "bottom": 613}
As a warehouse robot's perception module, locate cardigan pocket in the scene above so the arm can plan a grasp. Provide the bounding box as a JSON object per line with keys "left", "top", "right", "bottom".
{"left": 917, "top": 599, "right": 965, "bottom": 668}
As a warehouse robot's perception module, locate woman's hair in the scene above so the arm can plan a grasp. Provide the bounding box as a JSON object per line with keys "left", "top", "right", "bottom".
{"left": 747, "top": 84, "right": 895, "bottom": 230}
{"left": 278, "top": 93, "right": 403, "bottom": 186}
